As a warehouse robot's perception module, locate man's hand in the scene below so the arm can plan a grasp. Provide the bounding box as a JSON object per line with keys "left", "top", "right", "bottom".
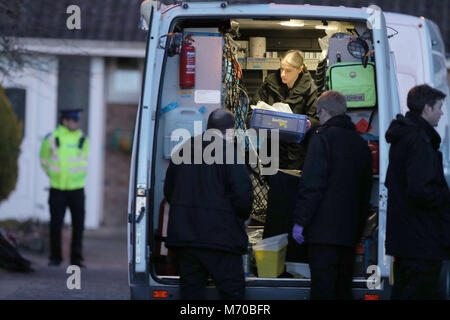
{"left": 292, "top": 224, "right": 304, "bottom": 244}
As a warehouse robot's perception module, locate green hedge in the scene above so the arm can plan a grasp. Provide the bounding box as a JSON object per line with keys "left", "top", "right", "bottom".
{"left": 0, "top": 85, "right": 22, "bottom": 202}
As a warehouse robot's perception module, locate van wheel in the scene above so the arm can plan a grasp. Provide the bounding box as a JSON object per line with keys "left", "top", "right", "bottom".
{"left": 130, "top": 285, "right": 151, "bottom": 300}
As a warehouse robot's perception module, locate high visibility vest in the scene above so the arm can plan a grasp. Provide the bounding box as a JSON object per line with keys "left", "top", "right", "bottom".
{"left": 39, "top": 125, "right": 89, "bottom": 190}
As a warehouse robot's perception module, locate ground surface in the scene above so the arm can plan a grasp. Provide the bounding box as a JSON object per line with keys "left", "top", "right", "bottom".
{"left": 0, "top": 227, "right": 130, "bottom": 300}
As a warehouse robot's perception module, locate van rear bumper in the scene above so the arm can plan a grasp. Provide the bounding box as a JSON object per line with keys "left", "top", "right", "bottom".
{"left": 130, "top": 278, "right": 391, "bottom": 300}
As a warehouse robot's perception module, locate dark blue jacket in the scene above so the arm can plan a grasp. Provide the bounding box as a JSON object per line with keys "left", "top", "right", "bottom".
{"left": 385, "top": 112, "right": 450, "bottom": 260}
{"left": 293, "top": 114, "right": 373, "bottom": 247}
{"left": 164, "top": 134, "right": 253, "bottom": 254}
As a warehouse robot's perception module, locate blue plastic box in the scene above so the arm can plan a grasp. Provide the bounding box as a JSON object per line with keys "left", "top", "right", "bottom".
{"left": 250, "top": 109, "right": 307, "bottom": 143}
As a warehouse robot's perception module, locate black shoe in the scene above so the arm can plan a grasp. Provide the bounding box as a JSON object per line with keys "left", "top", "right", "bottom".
{"left": 48, "top": 259, "right": 62, "bottom": 267}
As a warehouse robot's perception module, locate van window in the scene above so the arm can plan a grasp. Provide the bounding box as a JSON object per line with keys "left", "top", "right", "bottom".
{"left": 152, "top": 17, "right": 379, "bottom": 283}
{"left": 426, "top": 19, "right": 447, "bottom": 92}
{"left": 432, "top": 53, "right": 448, "bottom": 94}
{"left": 426, "top": 19, "right": 445, "bottom": 55}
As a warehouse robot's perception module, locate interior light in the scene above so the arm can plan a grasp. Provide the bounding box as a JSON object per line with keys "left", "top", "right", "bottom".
{"left": 280, "top": 20, "right": 304, "bottom": 27}
{"left": 315, "top": 25, "right": 337, "bottom": 30}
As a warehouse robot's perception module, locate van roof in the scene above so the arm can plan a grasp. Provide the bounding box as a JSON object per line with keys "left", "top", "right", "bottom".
{"left": 155, "top": 1, "right": 374, "bottom": 21}
{"left": 384, "top": 11, "right": 424, "bottom": 25}
{"left": 158, "top": 1, "right": 449, "bottom": 53}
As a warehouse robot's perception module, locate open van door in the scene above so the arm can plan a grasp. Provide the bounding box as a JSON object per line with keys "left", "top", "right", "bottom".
{"left": 128, "top": 0, "right": 161, "bottom": 299}
{"left": 366, "top": 5, "right": 400, "bottom": 290}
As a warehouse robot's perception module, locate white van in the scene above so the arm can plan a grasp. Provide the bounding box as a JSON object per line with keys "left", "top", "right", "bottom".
{"left": 127, "top": 0, "right": 450, "bottom": 300}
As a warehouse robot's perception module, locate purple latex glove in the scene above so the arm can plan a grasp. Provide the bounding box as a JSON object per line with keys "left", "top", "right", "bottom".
{"left": 305, "top": 119, "right": 312, "bottom": 132}
{"left": 292, "top": 224, "right": 304, "bottom": 244}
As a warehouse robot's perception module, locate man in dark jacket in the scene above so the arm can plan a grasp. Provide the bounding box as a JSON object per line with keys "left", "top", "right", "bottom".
{"left": 385, "top": 84, "right": 450, "bottom": 300}
{"left": 292, "top": 91, "right": 373, "bottom": 300}
{"left": 164, "top": 109, "right": 253, "bottom": 300}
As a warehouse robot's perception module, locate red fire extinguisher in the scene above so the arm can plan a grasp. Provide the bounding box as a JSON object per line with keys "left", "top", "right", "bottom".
{"left": 179, "top": 34, "right": 195, "bottom": 89}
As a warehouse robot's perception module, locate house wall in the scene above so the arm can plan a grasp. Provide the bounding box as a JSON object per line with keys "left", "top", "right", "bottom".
{"left": 57, "top": 56, "right": 91, "bottom": 133}
{"left": 0, "top": 55, "right": 105, "bottom": 229}
{"left": 0, "top": 56, "right": 58, "bottom": 223}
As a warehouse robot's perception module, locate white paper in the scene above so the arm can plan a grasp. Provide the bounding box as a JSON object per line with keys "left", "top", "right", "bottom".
{"left": 250, "top": 100, "right": 293, "bottom": 113}
{"left": 194, "top": 90, "right": 221, "bottom": 104}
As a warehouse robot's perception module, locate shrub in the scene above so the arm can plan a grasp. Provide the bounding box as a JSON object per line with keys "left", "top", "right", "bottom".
{"left": 0, "top": 85, "right": 22, "bottom": 202}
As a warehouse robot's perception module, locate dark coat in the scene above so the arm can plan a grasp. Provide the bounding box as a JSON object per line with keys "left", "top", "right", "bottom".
{"left": 163, "top": 134, "right": 254, "bottom": 255}
{"left": 385, "top": 112, "right": 450, "bottom": 260}
{"left": 250, "top": 70, "right": 320, "bottom": 170}
{"left": 293, "top": 114, "right": 373, "bottom": 247}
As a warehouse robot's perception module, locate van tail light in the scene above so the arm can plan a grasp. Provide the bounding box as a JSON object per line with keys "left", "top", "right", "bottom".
{"left": 153, "top": 290, "right": 168, "bottom": 298}
{"left": 356, "top": 242, "right": 365, "bottom": 255}
{"left": 364, "top": 294, "right": 379, "bottom": 300}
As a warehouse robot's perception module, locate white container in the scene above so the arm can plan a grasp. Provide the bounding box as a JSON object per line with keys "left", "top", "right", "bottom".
{"left": 253, "top": 233, "right": 288, "bottom": 251}
{"left": 163, "top": 107, "right": 206, "bottom": 159}
{"left": 249, "top": 37, "right": 266, "bottom": 58}
{"left": 285, "top": 262, "right": 311, "bottom": 278}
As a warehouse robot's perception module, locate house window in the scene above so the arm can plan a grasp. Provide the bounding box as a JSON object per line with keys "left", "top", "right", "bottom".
{"left": 106, "top": 57, "right": 143, "bottom": 104}
{"left": 5, "top": 88, "right": 26, "bottom": 137}
{"left": 112, "top": 69, "right": 141, "bottom": 93}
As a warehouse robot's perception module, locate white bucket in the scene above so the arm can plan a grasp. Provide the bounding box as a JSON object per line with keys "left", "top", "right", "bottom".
{"left": 253, "top": 233, "right": 288, "bottom": 251}
{"left": 249, "top": 37, "right": 266, "bottom": 58}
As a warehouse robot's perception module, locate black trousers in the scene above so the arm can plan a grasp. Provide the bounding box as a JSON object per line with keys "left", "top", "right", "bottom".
{"left": 48, "top": 188, "right": 85, "bottom": 263}
{"left": 308, "top": 244, "right": 355, "bottom": 300}
{"left": 391, "top": 257, "right": 443, "bottom": 300}
{"left": 263, "top": 171, "right": 300, "bottom": 239}
{"left": 175, "top": 248, "right": 245, "bottom": 300}
{"left": 263, "top": 171, "right": 307, "bottom": 263}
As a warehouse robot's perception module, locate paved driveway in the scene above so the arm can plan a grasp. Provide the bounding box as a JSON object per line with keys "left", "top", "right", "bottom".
{"left": 0, "top": 227, "right": 130, "bottom": 300}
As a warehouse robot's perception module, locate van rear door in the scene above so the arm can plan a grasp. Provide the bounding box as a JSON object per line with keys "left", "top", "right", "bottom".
{"left": 367, "top": 5, "right": 400, "bottom": 282}
{"left": 128, "top": 0, "right": 161, "bottom": 294}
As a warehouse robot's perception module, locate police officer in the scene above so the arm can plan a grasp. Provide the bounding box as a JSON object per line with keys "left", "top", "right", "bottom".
{"left": 40, "top": 109, "right": 89, "bottom": 268}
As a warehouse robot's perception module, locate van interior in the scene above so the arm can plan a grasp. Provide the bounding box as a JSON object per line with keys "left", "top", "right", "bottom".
{"left": 151, "top": 17, "right": 380, "bottom": 284}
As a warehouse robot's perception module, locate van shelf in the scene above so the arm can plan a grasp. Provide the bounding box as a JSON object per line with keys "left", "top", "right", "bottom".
{"left": 239, "top": 57, "right": 320, "bottom": 71}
